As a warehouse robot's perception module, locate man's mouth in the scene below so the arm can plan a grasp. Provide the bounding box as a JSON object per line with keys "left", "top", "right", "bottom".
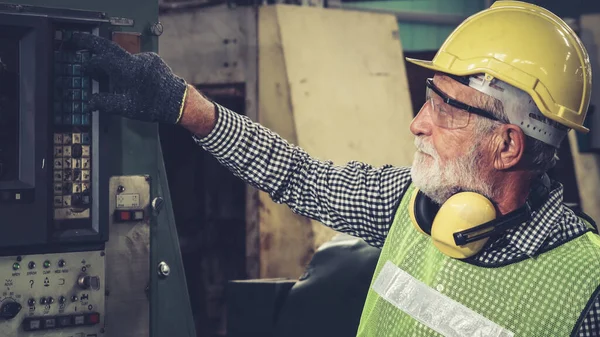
{"left": 416, "top": 149, "right": 433, "bottom": 157}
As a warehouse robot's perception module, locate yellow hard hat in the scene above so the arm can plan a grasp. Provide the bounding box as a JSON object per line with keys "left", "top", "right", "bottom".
{"left": 406, "top": 0, "right": 592, "bottom": 133}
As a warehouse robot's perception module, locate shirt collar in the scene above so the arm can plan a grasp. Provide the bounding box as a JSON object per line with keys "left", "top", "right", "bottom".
{"left": 500, "top": 179, "right": 566, "bottom": 257}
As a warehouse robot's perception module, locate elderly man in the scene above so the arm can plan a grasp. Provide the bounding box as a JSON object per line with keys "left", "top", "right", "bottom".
{"left": 70, "top": 1, "right": 600, "bottom": 335}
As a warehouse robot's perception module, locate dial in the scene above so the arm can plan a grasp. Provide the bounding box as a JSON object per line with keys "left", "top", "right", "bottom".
{"left": 0, "top": 298, "right": 21, "bottom": 320}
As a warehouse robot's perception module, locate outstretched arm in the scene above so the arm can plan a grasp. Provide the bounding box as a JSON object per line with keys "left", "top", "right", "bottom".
{"left": 180, "top": 87, "right": 412, "bottom": 247}
{"left": 69, "top": 32, "right": 413, "bottom": 247}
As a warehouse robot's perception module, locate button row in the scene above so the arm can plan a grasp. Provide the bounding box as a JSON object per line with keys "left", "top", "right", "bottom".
{"left": 54, "top": 156, "right": 92, "bottom": 170}
{"left": 54, "top": 114, "right": 92, "bottom": 126}
{"left": 54, "top": 99, "right": 89, "bottom": 113}
{"left": 54, "top": 133, "right": 91, "bottom": 145}
{"left": 54, "top": 146, "right": 91, "bottom": 159}
{"left": 54, "top": 169, "right": 91, "bottom": 182}
{"left": 54, "top": 88, "right": 90, "bottom": 102}
{"left": 54, "top": 50, "right": 91, "bottom": 64}
{"left": 53, "top": 192, "right": 91, "bottom": 207}
{"left": 13, "top": 259, "right": 67, "bottom": 271}
{"left": 54, "top": 183, "right": 90, "bottom": 196}
{"left": 55, "top": 76, "right": 91, "bottom": 90}
{"left": 53, "top": 170, "right": 91, "bottom": 183}
{"left": 23, "top": 312, "right": 100, "bottom": 331}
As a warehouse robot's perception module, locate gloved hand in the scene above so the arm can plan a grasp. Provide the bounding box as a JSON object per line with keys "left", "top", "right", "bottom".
{"left": 68, "top": 32, "right": 188, "bottom": 124}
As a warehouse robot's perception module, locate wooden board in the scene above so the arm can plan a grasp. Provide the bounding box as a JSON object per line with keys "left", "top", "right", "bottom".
{"left": 569, "top": 14, "right": 600, "bottom": 224}
{"left": 258, "top": 5, "right": 415, "bottom": 278}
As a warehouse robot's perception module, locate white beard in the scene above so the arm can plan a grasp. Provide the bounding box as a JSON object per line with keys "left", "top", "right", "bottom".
{"left": 410, "top": 137, "right": 494, "bottom": 205}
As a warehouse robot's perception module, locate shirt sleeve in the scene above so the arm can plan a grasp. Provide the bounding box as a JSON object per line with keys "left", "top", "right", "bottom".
{"left": 577, "top": 295, "right": 600, "bottom": 337}
{"left": 193, "top": 103, "right": 413, "bottom": 248}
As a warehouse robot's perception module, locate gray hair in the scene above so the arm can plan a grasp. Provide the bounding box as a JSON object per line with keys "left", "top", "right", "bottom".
{"left": 472, "top": 90, "right": 559, "bottom": 174}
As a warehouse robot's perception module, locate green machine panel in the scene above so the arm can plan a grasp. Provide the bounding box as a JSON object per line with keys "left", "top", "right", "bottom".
{"left": 0, "top": 1, "right": 195, "bottom": 337}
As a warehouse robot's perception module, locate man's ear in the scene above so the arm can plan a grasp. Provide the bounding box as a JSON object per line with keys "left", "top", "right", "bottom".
{"left": 493, "top": 124, "right": 525, "bottom": 170}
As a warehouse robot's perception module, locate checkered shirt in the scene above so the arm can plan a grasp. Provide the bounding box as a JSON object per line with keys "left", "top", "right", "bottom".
{"left": 193, "top": 103, "right": 600, "bottom": 336}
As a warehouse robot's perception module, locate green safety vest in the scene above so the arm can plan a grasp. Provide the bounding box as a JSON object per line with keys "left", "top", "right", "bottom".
{"left": 357, "top": 184, "right": 600, "bottom": 337}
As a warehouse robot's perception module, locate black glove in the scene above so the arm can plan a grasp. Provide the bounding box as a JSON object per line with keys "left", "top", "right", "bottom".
{"left": 68, "top": 32, "right": 187, "bottom": 124}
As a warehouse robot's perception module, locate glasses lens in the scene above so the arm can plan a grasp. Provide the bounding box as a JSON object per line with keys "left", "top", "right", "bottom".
{"left": 425, "top": 87, "right": 470, "bottom": 129}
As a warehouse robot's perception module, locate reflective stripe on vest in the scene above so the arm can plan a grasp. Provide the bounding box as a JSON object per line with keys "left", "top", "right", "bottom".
{"left": 373, "top": 261, "right": 514, "bottom": 337}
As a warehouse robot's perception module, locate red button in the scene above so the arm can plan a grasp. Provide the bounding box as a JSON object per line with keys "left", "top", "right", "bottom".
{"left": 88, "top": 313, "right": 99, "bottom": 324}
{"left": 119, "top": 211, "right": 131, "bottom": 221}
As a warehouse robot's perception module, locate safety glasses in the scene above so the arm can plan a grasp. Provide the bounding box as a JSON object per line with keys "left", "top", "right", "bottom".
{"left": 424, "top": 78, "right": 500, "bottom": 129}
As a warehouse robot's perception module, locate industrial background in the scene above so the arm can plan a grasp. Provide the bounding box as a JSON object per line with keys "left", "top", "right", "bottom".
{"left": 0, "top": 0, "right": 598, "bottom": 336}
{"left": 156, "top": 0, "right": 600, "bottom": 336}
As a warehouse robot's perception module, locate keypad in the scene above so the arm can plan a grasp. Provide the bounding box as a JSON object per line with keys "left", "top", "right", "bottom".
{"left": 53, "top": 29, "right": 93, "bottom": 220}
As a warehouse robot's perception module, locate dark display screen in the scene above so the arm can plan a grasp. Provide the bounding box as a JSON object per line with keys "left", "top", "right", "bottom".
{"left": 0, "top": 36, "right": 19, "bottom": 182}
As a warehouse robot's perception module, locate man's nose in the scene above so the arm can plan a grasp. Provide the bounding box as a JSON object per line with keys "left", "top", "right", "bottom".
{"left": 410, "top": 102, "right": 433, "bottom": 137}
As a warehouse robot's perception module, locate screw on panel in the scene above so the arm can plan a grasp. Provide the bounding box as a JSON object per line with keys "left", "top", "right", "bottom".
{"left": 158, "top": 261, "right": 170, "bottom": 278}
{"left": 152, "top": 197, "right": 164, "bottom": 213}
{"left": 150, "top": 22, "right": 164, "bottom": 36}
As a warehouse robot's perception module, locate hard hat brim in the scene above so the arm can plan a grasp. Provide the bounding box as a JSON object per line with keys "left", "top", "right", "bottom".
{"left": 405, "top": 57, "right": 589, "bottom": 134}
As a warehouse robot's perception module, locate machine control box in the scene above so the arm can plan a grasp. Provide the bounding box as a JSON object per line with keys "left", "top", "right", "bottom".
{"left": 0, "top": 250, "right": 105, "bottom": 337}
{"left": 0, "top": 6, "right": 109, "bottom": 249}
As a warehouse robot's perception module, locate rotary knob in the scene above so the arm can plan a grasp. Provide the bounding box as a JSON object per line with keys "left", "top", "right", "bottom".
{"left": 0, "top": 301, "right": 21, "bottom": 320}
{"left": 77, "top": 275, "right": 100, "bottom": 290}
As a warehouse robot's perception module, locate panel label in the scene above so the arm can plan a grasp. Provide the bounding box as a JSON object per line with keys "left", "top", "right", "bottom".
{"left": 116, "top": 193, "right": 140, "bottom": 208}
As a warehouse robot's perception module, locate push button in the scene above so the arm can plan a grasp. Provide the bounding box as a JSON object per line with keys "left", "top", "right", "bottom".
{"left": 81, "top": 89, "right": 89, "bottom": 101}
{"left": 72, "top": 114, "right": 82, "bottom": 125}
{"left": 71, "top": 77, "right": 82, "bottom": 88}
{"left": 87, "top": 312, "right": 100, "bottom": 324}
{"left": 57, "top": 315, "right": 72, "bottom": 327}
{"left": 72, "top": 90, "right": 82, "bottom": 101}
{"left": 73, "top": 101, "right": 82, "bottom": 113}
{"left": 43, "top": 318, "right": 56, "bottom": 328}
{"left": 28, "top": 319, "right": 41, "bottom": 330}
{"left": 72, "top": 64, "right": 82, "bottom": 76}
{"left": 82, "top": 114, "right": 91, "bottom": 125}
{"left": 81, "top": 133, "right": 91, "bottom": 144}
{"left": 74, "top": 315, "right": 85, "bottom": 325}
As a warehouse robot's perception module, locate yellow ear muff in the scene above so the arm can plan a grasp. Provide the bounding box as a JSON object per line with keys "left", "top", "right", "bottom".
{"left": 431, "top": 192, "right": 496, "bottom": 259}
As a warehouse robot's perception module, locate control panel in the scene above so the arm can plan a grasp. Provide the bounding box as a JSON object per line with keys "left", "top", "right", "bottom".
{"left": 0, "top": 251, "right": 105, "bottom": 337}
{"left": 52, "top": 27, "right": 94, "bottom": 222}
{"left": 0, "top": 10, "right": 108, "bottom": 248}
